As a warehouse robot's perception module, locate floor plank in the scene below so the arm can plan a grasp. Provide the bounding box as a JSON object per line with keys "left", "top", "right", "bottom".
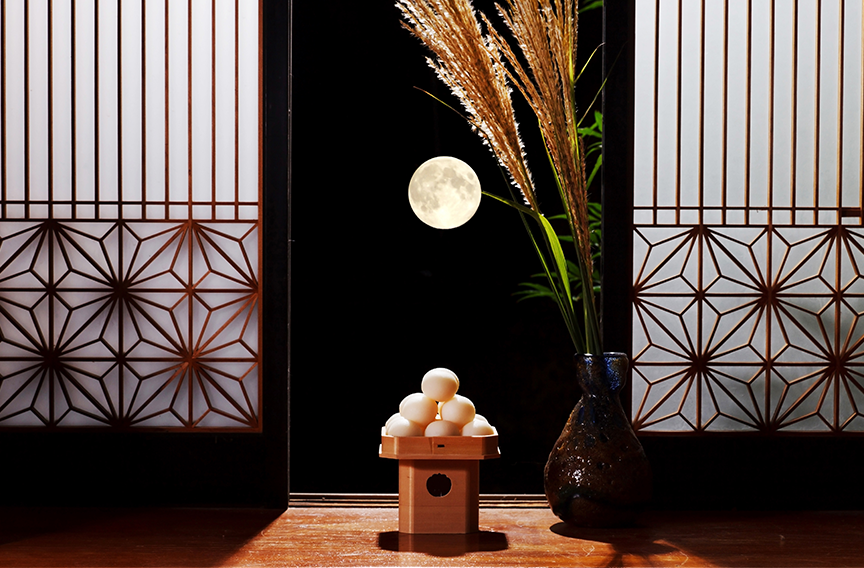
{"left": 1, "top": 507, "right": 863, "bottom": 567}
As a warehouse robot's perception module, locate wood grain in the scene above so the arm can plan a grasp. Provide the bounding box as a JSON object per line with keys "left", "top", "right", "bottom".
{"left": 1, "top": 506, "right": 863, "bottom": 566}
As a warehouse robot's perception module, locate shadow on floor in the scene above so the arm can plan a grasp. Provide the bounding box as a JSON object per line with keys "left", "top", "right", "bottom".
{"left": 549, "top": 511, "right": 864, "bottom": 568}
{"left": 551, "top": 521, "right": 678, "bottom": 567}
{"left": 0, "top": 507, "right": 282, "bottom": 567}
{"left": 377, "top": 530, "right": 509, "bottom": 557}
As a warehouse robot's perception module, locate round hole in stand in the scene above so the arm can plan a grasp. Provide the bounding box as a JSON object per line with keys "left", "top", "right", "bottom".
{"left": 426, "top": 473, "right": 452, "bottom": 497}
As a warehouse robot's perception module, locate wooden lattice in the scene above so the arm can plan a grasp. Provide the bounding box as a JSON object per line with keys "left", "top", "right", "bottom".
{"left": 0, "top": 219, "right": 259, "bottom": 427}
{"left": 631, "top": 0, "right": 864, "bottom": 432}
{"left": 0, "top": 0, "right": 261, "bottom": 429}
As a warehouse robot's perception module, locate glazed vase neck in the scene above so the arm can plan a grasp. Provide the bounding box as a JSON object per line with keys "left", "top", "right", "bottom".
{"left": 574, "top": 352, "right": 629, "bottom": 396}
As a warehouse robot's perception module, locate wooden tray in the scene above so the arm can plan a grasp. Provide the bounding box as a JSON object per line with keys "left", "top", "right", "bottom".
{"left": 379, "top": 427, "right": 500, "bottom": 460}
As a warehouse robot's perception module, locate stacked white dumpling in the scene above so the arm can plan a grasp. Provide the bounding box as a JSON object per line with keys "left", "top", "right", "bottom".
{"left": 384, "top": 368, "right": 496, "bottom": 437}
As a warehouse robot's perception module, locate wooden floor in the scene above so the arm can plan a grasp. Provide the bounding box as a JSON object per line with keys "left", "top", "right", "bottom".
{"left": 1, "top": 505, "right": 864, "bottom": 567}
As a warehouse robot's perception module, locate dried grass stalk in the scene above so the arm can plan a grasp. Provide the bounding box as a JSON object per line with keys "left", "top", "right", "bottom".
{"left": 396, "top": 0, "right": 537, "bottom": 210}
{"left": 488, "top": 0, "right": 591, "bottom": 275}
{"left": 397, "top": 0, "right": 599, "bottom": 353}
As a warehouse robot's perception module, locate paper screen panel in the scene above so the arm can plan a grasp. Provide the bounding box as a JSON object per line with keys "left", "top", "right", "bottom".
{"left": 0, "top": 0, "right": 261, "bottom": 429}
{"left": 632, "top": 0, "right": 864, "bottom": 432}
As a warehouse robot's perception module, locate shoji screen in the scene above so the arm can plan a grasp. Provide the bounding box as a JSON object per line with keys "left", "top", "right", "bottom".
{"left": 629, "top": 0, "right": 864, "bottom": 433}
{"left": 0, "top": 0, "right": 261, "bottom": 429}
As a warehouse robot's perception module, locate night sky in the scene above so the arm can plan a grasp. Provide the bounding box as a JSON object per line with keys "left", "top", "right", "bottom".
{"left": 290, "top": 1, "right": 605, "bottom": 494}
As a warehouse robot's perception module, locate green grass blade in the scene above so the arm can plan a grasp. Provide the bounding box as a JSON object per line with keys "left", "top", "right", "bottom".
{"left": 575, "top": 43, "right": 604, "bottom": 85}
{"left": 586, "top": 154, "right": 602, "bottom": 188}
{"left": 580, "top": 0, "right": 604, "bottom": 12}
{"left": 481, "top": 191, "right": 536, "bottom": 216}
{"left": 488, "top": 165, "right": 584, "bottom": 351}
{"left": 538, "top": 215, "right": 574, "bottom": 316}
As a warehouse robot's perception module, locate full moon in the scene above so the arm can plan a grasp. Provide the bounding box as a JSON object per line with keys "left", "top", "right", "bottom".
{"left": 408, "top": 156, "right": 482, "bottom": 229}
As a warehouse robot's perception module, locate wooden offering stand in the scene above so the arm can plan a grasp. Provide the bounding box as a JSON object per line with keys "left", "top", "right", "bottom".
{"left": 379, "top": 429, "right": 500, "bottom": 534}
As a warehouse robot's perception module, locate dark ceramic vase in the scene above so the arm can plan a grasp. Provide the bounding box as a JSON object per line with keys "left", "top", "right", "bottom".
{"left": 544, "top": 352, "right": 652, "bottom": 527}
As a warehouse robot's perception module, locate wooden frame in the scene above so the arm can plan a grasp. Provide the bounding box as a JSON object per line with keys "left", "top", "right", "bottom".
{"left": 380, "top": 432, "right": 500, "bottom": 533}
